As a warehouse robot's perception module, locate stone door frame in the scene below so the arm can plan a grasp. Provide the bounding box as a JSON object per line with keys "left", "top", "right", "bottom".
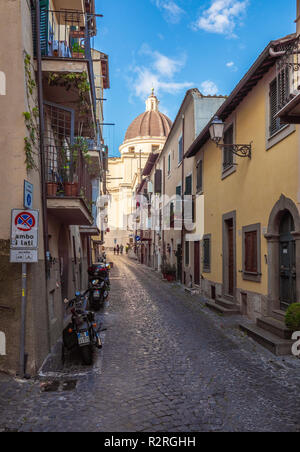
{"left": 265, "top": 195, "right": 300, "bottom": 313}
{"left": 222, "top": 211, "right": 237, "bottom": 300}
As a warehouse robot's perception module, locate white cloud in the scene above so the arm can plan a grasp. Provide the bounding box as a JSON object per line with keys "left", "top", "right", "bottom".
{"left": 154, "top": 0, "right": 185, "bottom": 24}
{"left": 128, "top": 46, "right": 193, "bottom": 100}
{"left": 133, "top": 66, "right": 193, "bottom": 99}
{"left": 140, "top": 46, "right": 186, "bottom": 78}
{"left": 201, "top": 80, "right": 219, "bottom": 96}
{"left": 226, "top": 61, "right": 238, "bottom": 71}
{"left": 193, "top": 0, "right": 249, "bottom": 36}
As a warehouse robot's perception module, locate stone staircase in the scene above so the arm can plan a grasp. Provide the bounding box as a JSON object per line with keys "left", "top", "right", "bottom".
{"left": 206, "top": 297, "right": 241, "bottom": 316}
{"left": 239, "top": 310, "right": 294, "bottom": 356}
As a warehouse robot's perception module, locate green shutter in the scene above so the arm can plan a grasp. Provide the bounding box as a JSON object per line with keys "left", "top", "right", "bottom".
{"left": 31, "top": 0, "right": 49, "bottom": 57}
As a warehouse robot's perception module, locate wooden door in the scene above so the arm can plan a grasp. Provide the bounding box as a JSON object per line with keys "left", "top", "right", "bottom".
{"left": 228, "top": 221, "right": 234, "bottom": 296}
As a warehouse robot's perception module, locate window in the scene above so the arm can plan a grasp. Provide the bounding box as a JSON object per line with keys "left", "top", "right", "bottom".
{"left": 242, "top": 224, "right": 261, "bottom": 282}
{"left": 223, "top": 124, "right": 234, "bottom": 170}
{"left": 269, "top": 76, "right": 288, "bottom": 137}
{"left": 185, "top": 175, "right": 192, "bottom": 195}
{"left": 154, "top": 169, "right": 162, "bottom": 194}
{"left": 185, "top": 241, "right": 190, "bottom": 267}
{"left": 175, "top": 185, "right": 182, "bottom": 216}
{"left": 196, "top": 160, "right": 203, "bottom": 193}
{"left": 178, "top": 135, "right": 183, "bottom": 164}
{"left": 203, "top": 235, "right": 211, "bottom": 273}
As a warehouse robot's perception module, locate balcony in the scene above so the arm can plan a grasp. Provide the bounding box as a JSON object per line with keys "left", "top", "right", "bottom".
{"left": 45, "top": 143, "right": 94, "bottom": 226}
{"left": 33, "top": 9, "right": 91, "bottom": 60}
{"left": 276, "top": 36, "right": 300, "bottom": 124}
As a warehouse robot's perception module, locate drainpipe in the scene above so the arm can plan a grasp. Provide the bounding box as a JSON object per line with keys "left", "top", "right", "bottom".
{"left": 181, "top": 114, "right": 185, "bottom": 285}
{"left": 297, "top": 0, "right": 300, "bottom": 36}
{"left": 36, "top": 0, "right": 51, "bottom": 351}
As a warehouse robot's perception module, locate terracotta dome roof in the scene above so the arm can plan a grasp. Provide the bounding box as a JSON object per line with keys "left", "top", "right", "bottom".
{"left": 124, "top": 91, "right": 172, "bottom": 141}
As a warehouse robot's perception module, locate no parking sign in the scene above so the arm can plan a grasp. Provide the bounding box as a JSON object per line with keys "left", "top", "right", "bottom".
{"left": 10, "top": 209, "right": 39, "bottom": 263}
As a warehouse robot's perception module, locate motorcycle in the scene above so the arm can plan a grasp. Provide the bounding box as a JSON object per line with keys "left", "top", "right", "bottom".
{"left": 88, "top": 278, "right": 109, "bottom": 311}
{"left": 88, "top": 264, "right": 110, "bottom": 311}
{"left": 62, "top": 291, "right": 102, "bottom": 366}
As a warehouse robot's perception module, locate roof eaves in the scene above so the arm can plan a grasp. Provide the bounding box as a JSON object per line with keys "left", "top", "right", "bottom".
{"left": 185, "top": 38, "right": 292, "bottom": 158}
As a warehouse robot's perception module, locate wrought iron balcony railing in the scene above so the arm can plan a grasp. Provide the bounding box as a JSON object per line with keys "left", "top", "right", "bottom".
{"left": 32, "top": 8, "right": 91, "bottom": 60}
{"left": 276, "top": 37, "right": 300, "bottom": 112}
{"left": 45, "top": 144, "right": 92, "bottom": 208}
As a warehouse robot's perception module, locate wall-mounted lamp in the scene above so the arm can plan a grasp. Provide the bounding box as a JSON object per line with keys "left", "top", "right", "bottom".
{"left": 209, "top": 116, "right": 252, "bottom": 159}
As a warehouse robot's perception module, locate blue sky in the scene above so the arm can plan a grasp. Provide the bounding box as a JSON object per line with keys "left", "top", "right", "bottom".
{"left": 94, "top": 0, "right": 296, "bottom": 157}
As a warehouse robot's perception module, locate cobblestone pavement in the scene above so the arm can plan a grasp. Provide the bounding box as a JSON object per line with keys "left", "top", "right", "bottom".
{"left": 1, "top": 255, "right": 300, "bottom": 432}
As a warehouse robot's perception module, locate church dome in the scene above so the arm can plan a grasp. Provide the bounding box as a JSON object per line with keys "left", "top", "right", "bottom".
{"left": 124, "top": 90, "right": 172, "bottom": 142}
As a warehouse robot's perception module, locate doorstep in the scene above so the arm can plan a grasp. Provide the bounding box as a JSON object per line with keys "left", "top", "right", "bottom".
{"left": 239, "top": 321, "right": 293, "bottom": 356}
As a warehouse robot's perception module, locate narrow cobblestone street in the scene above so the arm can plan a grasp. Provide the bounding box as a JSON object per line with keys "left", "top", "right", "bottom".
{"left": 1, "top": 255, "right": 300, "bottom": 432}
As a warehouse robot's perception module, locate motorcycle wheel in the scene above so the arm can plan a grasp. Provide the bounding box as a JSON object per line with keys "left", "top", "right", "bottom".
{"left": 80, "top": 345, "right": 93, "bottom": 366}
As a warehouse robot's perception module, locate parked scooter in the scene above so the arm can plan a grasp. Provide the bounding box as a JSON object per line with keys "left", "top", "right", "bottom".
{"left": 88, "top": 263, "right": 110, "bottom": 311}
{"left": 63, "top": 291, "right": 102, "bottom": 366}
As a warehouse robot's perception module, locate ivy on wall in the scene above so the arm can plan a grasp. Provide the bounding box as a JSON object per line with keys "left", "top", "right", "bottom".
{"left": 23, "top": 52, "right": 39, "bottom": 172}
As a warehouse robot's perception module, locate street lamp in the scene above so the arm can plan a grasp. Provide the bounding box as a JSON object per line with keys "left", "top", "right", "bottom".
{"left": 209, "top": 116, "right": 252, "bottom": 159}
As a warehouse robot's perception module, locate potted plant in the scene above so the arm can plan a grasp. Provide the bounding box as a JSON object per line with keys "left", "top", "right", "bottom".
{"left": 285, "top": 303, "right": 300, "bottom": 332}
{"left": 72, "top": 42, "right": 85, "bottom": 59}
{"left": 47, "top": 182, "right": 58, "bottom": 196}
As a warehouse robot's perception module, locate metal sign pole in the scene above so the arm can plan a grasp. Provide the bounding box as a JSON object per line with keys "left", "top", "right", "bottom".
{"left": 19, "top": 263, "right": 27, "bottom": 378}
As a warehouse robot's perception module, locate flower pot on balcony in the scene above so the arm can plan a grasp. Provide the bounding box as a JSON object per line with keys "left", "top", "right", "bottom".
{"left": 64, "top": 182, "right": 73, "bottom": 196}
{"left": 47, "top": 182, "right": 58, "bottom": 197}
{"left": 64, "top": 182, "right": 79, "bottom": 197}
{"left": 72, "top": 52, "right": 85, "bottom": 59}
{"left": 71, "top": 182, "right": 79, "bottom": 196}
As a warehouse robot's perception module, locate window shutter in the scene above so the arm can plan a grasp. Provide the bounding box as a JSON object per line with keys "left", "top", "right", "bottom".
{"left": 31, "top": 0, "right": 49, "bottom": 57}
{"left": 223, "top": 125, "right": 233, "bottom": 169}
{"left": 245, "top": 231, "right": 258, "bottom": 273}
{"left": 197, "top": 160, "right": 203, "bottom": 192}
{"left": 178, "top": 136, "right": 183, "bottom": 163}
{"left": 154, "top": 169, "right": 162, "bottom": 194}
{"left": 185, "top": 175, "right": 192, "bottom": 195}
{"left": 203, "top": 238, "right": 210, "bottom": 271}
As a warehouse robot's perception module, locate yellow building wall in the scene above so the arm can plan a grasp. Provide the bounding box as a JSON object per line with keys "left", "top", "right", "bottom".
{"left": 202, "top": 67, "right": 299, "bottom": 298}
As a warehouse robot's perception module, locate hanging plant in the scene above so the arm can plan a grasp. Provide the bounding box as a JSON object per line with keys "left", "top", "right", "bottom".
{"left": 23, "top": 52, "right": 39, "bottom": 171}
{"left": 48, "top": 72, "right": 91, "bottom": 118}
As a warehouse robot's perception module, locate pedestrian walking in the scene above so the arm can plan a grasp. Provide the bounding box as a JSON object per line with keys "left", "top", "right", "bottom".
{"left": 120, "top": 245, "right": 124, "bottom": 255}
{"left": 117, "top": 244, "right": 120, "bottom": 255}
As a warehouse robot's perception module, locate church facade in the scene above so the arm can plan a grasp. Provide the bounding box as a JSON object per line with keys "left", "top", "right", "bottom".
{"left": 105, "top": 91, "right": 172, "bottom": 249}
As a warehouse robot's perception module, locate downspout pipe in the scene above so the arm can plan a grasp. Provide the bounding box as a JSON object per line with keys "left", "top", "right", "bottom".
{"left": 36, "top": 0, "right": 51, "bottom": 350}
{"left": 181, "top": 114, "right": 185, "bottom": 285}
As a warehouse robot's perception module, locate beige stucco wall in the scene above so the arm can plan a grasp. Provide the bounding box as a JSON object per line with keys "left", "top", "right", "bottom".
{"left": 195, "top": 64, "right": 299, "bottom": 318}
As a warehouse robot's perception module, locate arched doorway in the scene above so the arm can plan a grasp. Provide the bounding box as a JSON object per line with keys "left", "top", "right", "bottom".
{"left": 279, "top": 211, "right": 296, "bottom": 310}
{"left": 266, "top": 195, "right": 300, "bottom": 312}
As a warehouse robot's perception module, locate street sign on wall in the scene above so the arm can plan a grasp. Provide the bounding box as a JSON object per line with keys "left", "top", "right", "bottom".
{"left": 24, "top": 180, "right": 33, "bottom": 209}
{"left": 10, "top": 209, "right": 39, "bottom": 263}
